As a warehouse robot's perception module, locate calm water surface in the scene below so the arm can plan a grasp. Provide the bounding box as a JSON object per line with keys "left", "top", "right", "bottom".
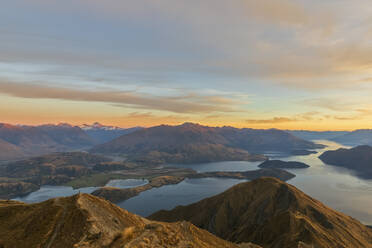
{"left": 13, "top": 178, "right": 148, "bottom": 203}
{"left": 119, "top": 178, "right": 245, "bottom": 216}
{"left": 122, "top": 140, "right": 372, "bottom": 224}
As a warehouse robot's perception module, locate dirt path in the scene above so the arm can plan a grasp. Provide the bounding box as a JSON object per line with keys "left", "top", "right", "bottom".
{"left": 44, "top": 198, "right": 68, "bottom": 248}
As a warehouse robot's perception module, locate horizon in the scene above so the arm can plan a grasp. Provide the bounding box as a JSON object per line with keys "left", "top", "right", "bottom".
{"left": 1, "top": 120, "right": 370, "bottom": 132}
{"left": 1, "top": 1, "right": 372, "bottom": 130}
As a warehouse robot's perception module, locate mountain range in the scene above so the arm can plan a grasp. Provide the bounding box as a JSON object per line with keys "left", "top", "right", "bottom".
{"left": 289, "top": 129, "right": 372, "bottom": 146}
{"left": 2, "top": 122, "right": 372, "bottom": 163}
{"left": 287, "top": 130, "right": 348, "bottom": 141}
{"left": 331, "top": 129, "right": 372, "bottom": 146}
{"left": 0, "top": 123, "right": 141, "bottom": 161}
{"left": 80, "top": 122, "right": 143, "bottom": 144}
{"left": 150, "top": 177, "right": 372, "bottom": 248}
{"left": 91, "top": 123, "right": 322, "bottom": 164}
{"left": 0, "top": 123, "right": 94, "bottom": 161}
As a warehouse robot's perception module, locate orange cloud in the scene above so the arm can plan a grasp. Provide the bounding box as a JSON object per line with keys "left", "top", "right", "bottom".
{"left": 0, "top": 81, "right": 239, "bottom": 114}
{"left": 246, "top": 117, "right": 297, "bottom": 124}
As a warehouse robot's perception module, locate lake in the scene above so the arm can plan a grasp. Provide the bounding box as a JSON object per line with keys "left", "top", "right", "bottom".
{"left": 14, "top": 140, "right": 372, "bottom": 225}
{"left": 13, "top": 178, "right": 148, "bottom": 203}
{"left": 120, "top": 140, "right": 372, "bottom": 225}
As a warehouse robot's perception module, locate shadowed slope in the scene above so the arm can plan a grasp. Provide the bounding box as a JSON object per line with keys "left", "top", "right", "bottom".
{"left": 0, "top": 194, "right": 250, "bottom": 248}
{"left": 0, "top": 123, "right": 95, "bottom": 161}
{"left": 150, "top": 177, "right": 372, "bottom": 248}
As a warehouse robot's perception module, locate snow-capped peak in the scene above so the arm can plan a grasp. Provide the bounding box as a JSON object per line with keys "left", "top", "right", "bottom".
{"left": 79, "top": 122, "right": 124, "bottom": 131}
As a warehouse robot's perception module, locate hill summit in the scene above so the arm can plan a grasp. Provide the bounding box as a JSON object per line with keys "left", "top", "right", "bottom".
{"left": 0, "top": 193, "right": 251, "bottom": 248}
{"left": 150, "top": 177, "right": 372, "bottom": 248}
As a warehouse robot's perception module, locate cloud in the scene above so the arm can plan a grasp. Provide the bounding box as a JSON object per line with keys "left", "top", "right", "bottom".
{"left": 2, "top": 0, "right": 372, "bottom": 92}
{"left": 0, "top": 81, "right": 239, "bottom": 114}
{"left": 245, "top": 111, "right": 326, "bottom": 124}
{"left": 330, "top": 107, "right": 372, "bottom": 121}
{"left": 301, "top": 98, "right": 357, "bottom": 111}
{"left": 246, "top": 117, "right": 298, "bottom": 124}
{"left": 2, "top": 0, "right": 372, "bottom": 131}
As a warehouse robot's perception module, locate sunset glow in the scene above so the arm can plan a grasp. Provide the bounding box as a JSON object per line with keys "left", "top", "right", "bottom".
{"left": 1, "top": 0, "right": 372, "bottom": 130}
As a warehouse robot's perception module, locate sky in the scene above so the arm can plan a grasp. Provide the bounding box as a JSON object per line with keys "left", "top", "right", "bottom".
{"left": 1, "top": 0, "right": 372, "bottom": 130}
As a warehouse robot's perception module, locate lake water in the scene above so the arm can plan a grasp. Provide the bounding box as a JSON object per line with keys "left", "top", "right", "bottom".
{"left": 120, "top": 140, "right": 372, "bottom": 225}
{"left": 13, "top": 178, "right": 148, "bottom": 203}
{"left": 13, "top": 140, "right": 372, "bottom": 225}
{"left": 118, "top": 178, "right": 245, "bottom": 217}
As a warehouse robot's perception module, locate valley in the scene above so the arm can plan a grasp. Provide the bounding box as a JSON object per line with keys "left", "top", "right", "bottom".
{"left": 1, "top": 122, "right": 372, "bottom": 247}
{"left": 2, "top": 131, "right": 372, "bottom": 227}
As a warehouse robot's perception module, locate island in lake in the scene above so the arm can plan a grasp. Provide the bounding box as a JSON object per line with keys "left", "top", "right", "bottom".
{"left": 290, "top": 150, "right": 318, "bottom": 156}
{"left": 258, "top": 160, "right": 310, "bottom": 169}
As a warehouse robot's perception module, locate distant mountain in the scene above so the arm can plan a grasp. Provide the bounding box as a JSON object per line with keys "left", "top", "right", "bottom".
{"left": 150, "top": 177, "right": 372, "bottom": 248}
{"left": 80, "top": 122, "right": 143, "bottom": 144}
{"left": 331, "top": 129, "right": 372, "bottom": 146}
{"left": 0, "top": 138, "right": 23, "bottom": 161}
{"left": 287, "top": 130, "right": 348, "bottom": 141}
{"left": 36, "top": 123, "right": 94, "bottom": 148}
{"left": 319, "top": 145, "right": 372, "bottom": 179}
{"left": 91, "top": 123, "right": 322, "bottom": 164}
{"left": 0, "top": 123, "right": 95, "bottom": 161}
{"left": 0, "top": 194, "right": 247, "bottom": 248}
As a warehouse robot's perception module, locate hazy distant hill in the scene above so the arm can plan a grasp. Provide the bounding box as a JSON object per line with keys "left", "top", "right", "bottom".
{"left": 0, "top": 194, "right": 247, "bottom": 248}
{"left": 150, "top": 177, "right": 372, "bottom": 248}
{"left": 319, "top": 145, "right": 372, "bottom": 179}
{"left": 0, "top": 152, "right": 111, "bottom": 198}
{"left": 288, "top": 129, "right": 372, "bottom": 147}
{"left": 0, "top": 138, "right": 23, "bottom": 161}
{"left": 331, "top": 129, "right": 372, "bottom": 146}
{"left": 36, "top": 123, "right": 94, "bottom": 148}
{"left": 0, "top": 123, "right": 95, "bottom": 161}
{"left": 91, "top": 123, "right": 322, "bottom": 164}
{"left": 80, "top": 122, "right": 143, "bottom": 144}
{"left": 287, "top": 130, "right": 348, "bottom": 141}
